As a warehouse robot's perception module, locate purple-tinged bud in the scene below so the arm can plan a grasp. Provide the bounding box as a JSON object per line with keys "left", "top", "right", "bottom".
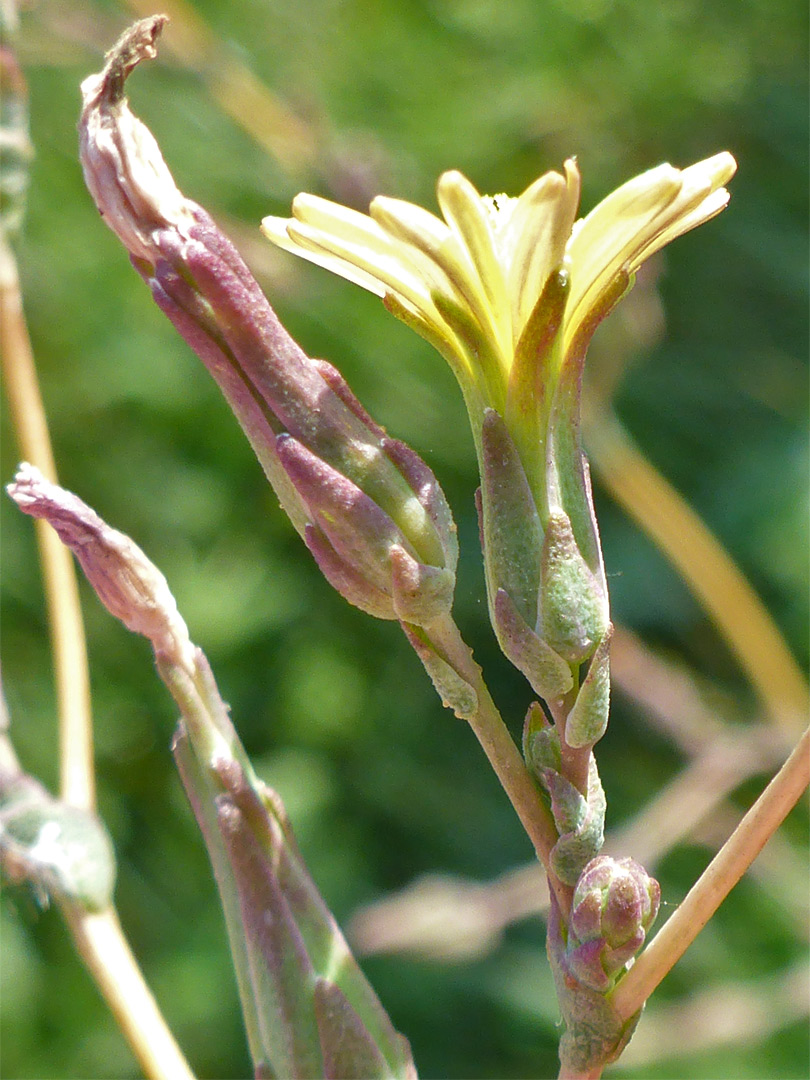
{"left": 7, "top": 437, "right": 416, "bottom": 1075}
{"left": 523, "top": 708, "right": 607, "bottom": 885}
{"left": 78, "top": 19, "right": 456, "bottom": 628}
{"left": 8, "top": 463, "right": 195, "bottom": 671}
{"left": 567, "top": 855, "right": 661, "bottom": 991}
{"left": 276, "top": 435, "right": 455, "bottom": 623}
{"left": 178, "top": 744, "right": 418, "bottom": 1080}
{"left": 78, "top": 16, "right": 189, "bottom": 266}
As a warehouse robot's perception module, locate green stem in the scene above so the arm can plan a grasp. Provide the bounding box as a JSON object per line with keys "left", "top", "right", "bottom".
{"left": 609, "top": 723, "right": 810, "bottom": 1023}
{"left": 427, "top": 613, "right": 574, "bottom": 916}
{"left": 548, "top": 692, "right": 591, "bottom": 798}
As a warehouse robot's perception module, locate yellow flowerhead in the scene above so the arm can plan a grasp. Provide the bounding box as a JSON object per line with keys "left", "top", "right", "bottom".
{"left": 262, "top": 153, "right": 736, "bottom": 430}
{"left": 262, "top": 153, "right": 736, "bottom": 711}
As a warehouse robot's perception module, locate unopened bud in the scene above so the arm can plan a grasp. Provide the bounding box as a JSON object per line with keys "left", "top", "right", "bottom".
{"left": 276, "top": 435, "right": 455, "bottom": 623}
{"left": 78, "top": 19, "right": 456, "bottom": 627}
{"left": 567, "top": 855, "right": 661, "bottom": 991}
{"left": 8, "top": 463, "right": 195, "bottom": 670}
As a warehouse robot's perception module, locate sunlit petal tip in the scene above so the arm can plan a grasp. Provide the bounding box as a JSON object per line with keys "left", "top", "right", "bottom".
{"left": 563, "top": 158, "right": 581, "bottom": 186}
{"left": 642, "top": 187, "right": 732, "bottom": 261}
{"left": 260, "top": 214, "right": 292, "bottom": 243}
{"left": 367, "top": 193, "right": 394, "bottom": 217}
{"left": 368, "top": 194, "right": 419, "bottom": 224}
{"left": 516, "top": 167, "right": 567, "bottom": 207}
{"left": 290, "top": 191, "right": 332, "bottom": 218}
{"left": 691, "top": 150, "right": 738, "bottom": 187}
{"left": 600, "top": 163, "right": 682, "bottom": 216}
{"left": 274, "top": 221, "right": 389, "bottom": 297}
{"left": 561, "top": 159, "right": 582, "bottom": 216}
{"left": 703, "top": 187, "right": 731, "bottom": 215}
{"left": 437, "top": 169, "right": 480, "bottom": 201}
{"left": 290, "top": 194, "right": 388, "bottom": 251}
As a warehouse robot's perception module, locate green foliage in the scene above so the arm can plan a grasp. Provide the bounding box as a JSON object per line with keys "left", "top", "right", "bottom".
{"left": 1, "top": 1, "right": 807, "bottom": 1078}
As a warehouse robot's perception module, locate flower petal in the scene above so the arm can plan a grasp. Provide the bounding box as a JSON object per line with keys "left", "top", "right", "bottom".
{"left": 436, "top": 170, "right": 512, "bottom": 359}
{"left": 371, "top": 195, "right": 506, "bottom": 371}
{"left": 565, "top": 153, "right": 736, "bottom": 350}
{"left": 624, "top": 153, "right": 737, "bottom": 271}
{"left": 284, "top": 218, "right": 437, "bottom": 321}
{"left": 506, "top": 160, "right": 581, "bottom": 342}
{"left": 261, "top": 213, "right": 388, "bottom": 296}
{"left": 565, "top": 162, "right": 682, "bottom": 343}
{"left": 263, "top": 196, "right": 480, "bottom": 384}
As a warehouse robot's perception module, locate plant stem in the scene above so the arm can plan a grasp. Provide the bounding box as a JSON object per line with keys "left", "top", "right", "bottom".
{"left": 63, "top": 906, "right": 196, "bottom": 1080}
{"left": 0, "top": 238, "right": 94, "bottom": 810}
{"left": 548, "top": 693, "right": 591, "bottom": 797}
{"left": 609, "top": 723, "right": 810, "bottom": 1023}
{"left": 428, "top": 613, "right": 574, "bottom": 916}
{"left": 2, "top": 238, "right": 195, "bottom": 1080}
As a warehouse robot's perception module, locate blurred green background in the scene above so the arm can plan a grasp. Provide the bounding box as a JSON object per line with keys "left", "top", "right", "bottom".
{"left": 1, "top": 0, "right": 807, "bottom": 1077}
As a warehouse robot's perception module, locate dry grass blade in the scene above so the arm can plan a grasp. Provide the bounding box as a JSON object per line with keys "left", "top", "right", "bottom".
{"left": 617, "top": 959, "right": 810, "bottom": 1069}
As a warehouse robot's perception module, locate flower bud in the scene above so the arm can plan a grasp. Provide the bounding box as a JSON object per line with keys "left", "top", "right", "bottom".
{"left": 275, "top": 435, "right": 455, "bottom": 623}
{"left": 522, "top": 707, "right": 606, "bottom": 886}
{"left": 567, "top": 855, "right": 661, "bottom": 991}
{"left": 78, "top": 18, "right": 456, "bottom": 628}
{"left": 8, "top": 463, "right": 195, "bottom": 671}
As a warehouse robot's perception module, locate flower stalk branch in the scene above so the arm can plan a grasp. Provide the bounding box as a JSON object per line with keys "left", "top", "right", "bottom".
{"left": 423, "top": 612, "right": 573, "bottom": 915}
{"left": 0, "top": 237, "right": 94, "bottom": 811}
{"left": 262, "top": 76, "right": 736, "bottom": 1076}
{"left": 609, "top": 723, "right": 810, "bottom": 1024}
{"left": 68, "top": 17, "right": 761, "bottom": 1079}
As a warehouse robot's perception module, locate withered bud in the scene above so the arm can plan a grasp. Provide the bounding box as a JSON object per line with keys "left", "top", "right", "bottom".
{"left": 79, "top": 16, "right": 194, "bottom": 266}
{"left": 78, "top": 19, "right": 457, "bottom": 627}
{"left": 8, "top": 464, "right": 195, "bottom": 670}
